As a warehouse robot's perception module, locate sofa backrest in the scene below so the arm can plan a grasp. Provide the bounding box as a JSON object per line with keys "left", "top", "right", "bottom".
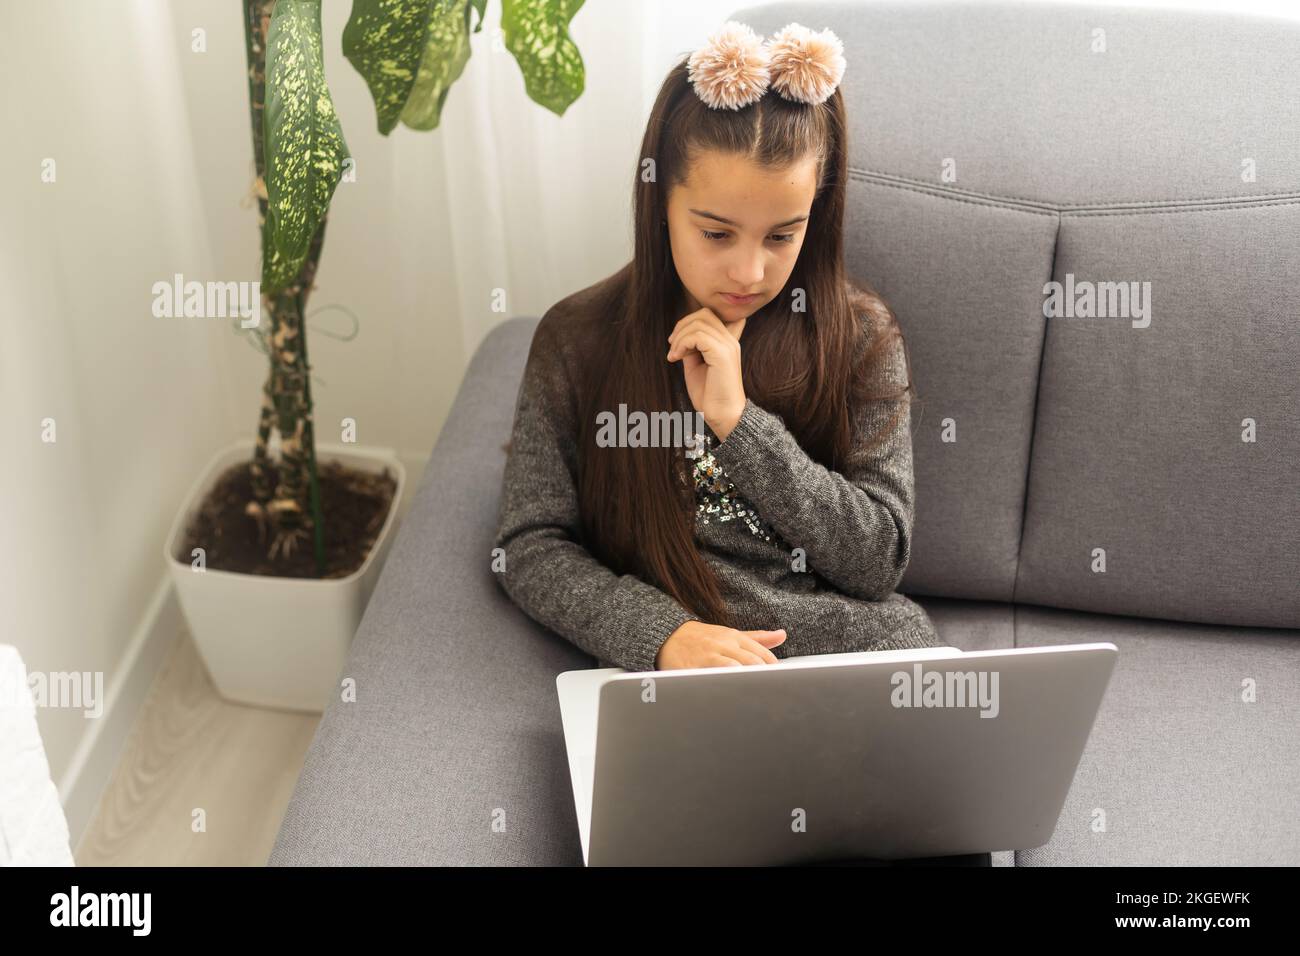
{"left": 736, "top": 0, "right": 1300, "bottom": 629}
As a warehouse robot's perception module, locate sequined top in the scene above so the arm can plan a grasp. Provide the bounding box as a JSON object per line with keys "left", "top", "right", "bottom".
{"left": 687, "top": 430, "right": 780, "bottom": 545}
{"left": 494, "top": 268, "right": 941, "bottom": 672}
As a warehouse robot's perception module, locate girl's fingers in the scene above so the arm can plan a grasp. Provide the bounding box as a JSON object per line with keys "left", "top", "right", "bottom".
{"left": 668, "top": 314, "right": 723, "bottom": 354}
{"left": 667, "top": 324, "right": 729, "bottom": 363}
{"left": 740, "top": 638, "right": 780, "bottom": 664}
{"left": 698, "top": 308, "right": 746, "bottom": 341}
{"left": 667, "top": 331, "right": 694, "bottom": 361}
{"left": 666, "top": 320, "right": 693, "bottom": 357}
{"left": 667, "top": 310, "right": 711, "bottom": 343}
{"left": 669, "top": 328, "right": 708, "bottom": 360}
{"left": 669, "top": 307, "right": 739, "bottom": 344}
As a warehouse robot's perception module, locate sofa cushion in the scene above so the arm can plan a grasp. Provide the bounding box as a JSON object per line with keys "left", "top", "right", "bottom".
{"left": 742, "top": 1, "right": 1300, "bottom": 205}
{"left": 1014, "top": 203, "right": 1300, "bottom": 628}
{"left": 1013, "top": 603, "right": 1300, "bottom": 865}
{"left": 845, "top": 180, "right": 1057, "bottom": 603}
{"left": 913, "top": 594, "right": 1015, "bottom": 653}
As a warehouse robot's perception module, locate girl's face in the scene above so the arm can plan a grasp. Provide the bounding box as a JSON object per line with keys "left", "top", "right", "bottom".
{"left": 666, "top": 149, "right": 819, "bottom": 324}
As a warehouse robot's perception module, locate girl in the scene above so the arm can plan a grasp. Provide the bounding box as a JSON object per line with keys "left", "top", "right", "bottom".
{"left": 495, "top": 21, "right": 941, "bottom": 674}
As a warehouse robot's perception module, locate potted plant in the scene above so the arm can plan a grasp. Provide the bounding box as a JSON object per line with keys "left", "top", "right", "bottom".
{"left": 165, "top": 0, "right": 586, "bottom": 711}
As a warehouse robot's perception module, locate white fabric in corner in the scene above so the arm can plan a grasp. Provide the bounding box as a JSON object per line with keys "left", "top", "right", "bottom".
{"left": 0, "top": 645, "right": 75, "bottom": 866}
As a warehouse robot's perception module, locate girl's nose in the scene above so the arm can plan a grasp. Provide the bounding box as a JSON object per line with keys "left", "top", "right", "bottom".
{"left": 729, "top": 246, "right": 765, "bottom": 287}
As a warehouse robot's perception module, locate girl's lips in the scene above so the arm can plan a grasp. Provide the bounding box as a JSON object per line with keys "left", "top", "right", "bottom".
{"left": 721, "top": 292, "right": 760, "bottom": 304}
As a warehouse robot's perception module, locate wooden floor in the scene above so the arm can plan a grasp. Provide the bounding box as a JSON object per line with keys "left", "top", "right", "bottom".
{"left": 76, "top": 458, "right": 423, "bottom": 866}
{"left": 75, "top": 629, "right": 320, "bottom": 866}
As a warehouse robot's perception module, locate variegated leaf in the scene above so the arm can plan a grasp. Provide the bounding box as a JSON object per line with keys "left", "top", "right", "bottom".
{"left": 263, "top": 0, "right": 349, "bottom": 293}
{"left": 342, "top": 0, "right": 435, "bottom": 135}
{"left": 400, "top": 0, "right": 474, "bottom": 131}
{"left": 501, "top": 0, "right": 585, "bottom": 116}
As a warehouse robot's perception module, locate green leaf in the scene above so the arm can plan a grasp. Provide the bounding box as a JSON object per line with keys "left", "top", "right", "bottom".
{"left": 469, "top": 0, "right": 486, "bottom": 32}
{"left": 500, "top": 0, "right": 585, "bottom": 116}
{"left": 263, "top": 0, "right": 349, "bottom": 293}
{"left": 400, "top": 0, "right": 475, "bottom": 130}
{"left": 342, "top": 0, "right": 436, "bottom": 135}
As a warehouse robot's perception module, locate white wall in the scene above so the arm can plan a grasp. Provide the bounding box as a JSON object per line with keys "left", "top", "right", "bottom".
{"left": 0, "top": 0, "right": 239, "bottom": 808}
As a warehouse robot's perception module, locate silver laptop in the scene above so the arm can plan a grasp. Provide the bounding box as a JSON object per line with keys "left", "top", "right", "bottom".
{"left": 556, "top": 642, "right": 1118, "bottom": 866}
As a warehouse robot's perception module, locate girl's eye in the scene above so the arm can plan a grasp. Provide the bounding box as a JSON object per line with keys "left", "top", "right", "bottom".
{"left": 700, "top": 230, "right": 797, "bottom": 244}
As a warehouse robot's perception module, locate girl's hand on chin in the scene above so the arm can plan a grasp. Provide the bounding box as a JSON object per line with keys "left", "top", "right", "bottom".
{"left": 666, "top": 307, "right": 747, "bottom": 442}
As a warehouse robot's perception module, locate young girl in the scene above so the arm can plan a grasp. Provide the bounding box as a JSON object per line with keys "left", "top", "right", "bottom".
{"left": 495, "top": 21, "right": 941, "bottom": 674}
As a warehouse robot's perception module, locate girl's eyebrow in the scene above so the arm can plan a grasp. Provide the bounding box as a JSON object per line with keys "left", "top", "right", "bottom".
{"left": 689, "top": 208, "right": 809, "bottom": 229}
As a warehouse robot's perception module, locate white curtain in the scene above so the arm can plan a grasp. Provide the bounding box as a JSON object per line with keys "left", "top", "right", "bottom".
{"left": 431, "top": 0, "right": 744, "bottom": 356}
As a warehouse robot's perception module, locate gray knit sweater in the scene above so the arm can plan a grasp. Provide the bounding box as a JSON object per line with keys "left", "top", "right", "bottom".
{"left": 493, "top": 277, "right": 941, "bottom": 672}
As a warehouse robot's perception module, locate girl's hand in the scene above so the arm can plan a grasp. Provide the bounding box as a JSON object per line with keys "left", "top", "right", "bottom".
{"left": 666, "top": 308, "right": 747, "bottom": 442}
{"left": 655, "top": 620, "right": 787, "bottom": 670}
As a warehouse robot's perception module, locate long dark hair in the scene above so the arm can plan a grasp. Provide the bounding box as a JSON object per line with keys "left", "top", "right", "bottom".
{"left": 569, "top": 58, "right": 916, "bottom": 628}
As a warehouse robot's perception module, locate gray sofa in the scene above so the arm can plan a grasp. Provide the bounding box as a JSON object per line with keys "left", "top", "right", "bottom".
{"left": 269, "top": 0, "right": 1300, "bottom": 866}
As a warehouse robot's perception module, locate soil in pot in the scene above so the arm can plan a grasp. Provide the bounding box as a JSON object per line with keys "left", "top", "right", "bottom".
{"left": 177, "top": 458, "right": 397, "bottom": 579}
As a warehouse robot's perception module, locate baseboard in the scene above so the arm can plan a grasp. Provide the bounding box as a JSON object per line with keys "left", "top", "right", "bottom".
{"left": 60, "top": 575, "right": 183, "bottom": 856}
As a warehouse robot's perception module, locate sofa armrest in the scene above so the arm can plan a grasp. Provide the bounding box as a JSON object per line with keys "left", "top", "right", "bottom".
{"left": 268, "top": 317, "right": 593, "bottom": 866}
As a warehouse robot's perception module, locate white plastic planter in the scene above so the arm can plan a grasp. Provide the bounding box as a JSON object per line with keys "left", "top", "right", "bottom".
{"left": 164, "top": 439, "right": 405, "bottom": 713}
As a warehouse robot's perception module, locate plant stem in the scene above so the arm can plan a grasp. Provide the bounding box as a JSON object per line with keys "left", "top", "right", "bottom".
{"left": 244, "top": 0, "right": 276, "bottom": 512}
{"left": 243, "top": 0, "right": 327, "bottom": 574}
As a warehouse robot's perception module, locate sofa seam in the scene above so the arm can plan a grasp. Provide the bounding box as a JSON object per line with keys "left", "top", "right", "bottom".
{"left": 1011, "top": 213, "right": 1059, "bottom": 608}
{"left": 849, "top": 171, "right": 1057, "bottom": 216}
{"left": 1064, "top": 199, "right": 1300, "bottom": 217}
{"left": 848, "top": 166, "right": 1300, "bottom": 213}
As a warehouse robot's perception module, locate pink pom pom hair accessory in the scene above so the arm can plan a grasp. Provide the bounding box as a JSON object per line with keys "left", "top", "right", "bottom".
{"left": 686, "top": 21, "right": 847, "bottom": 111}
